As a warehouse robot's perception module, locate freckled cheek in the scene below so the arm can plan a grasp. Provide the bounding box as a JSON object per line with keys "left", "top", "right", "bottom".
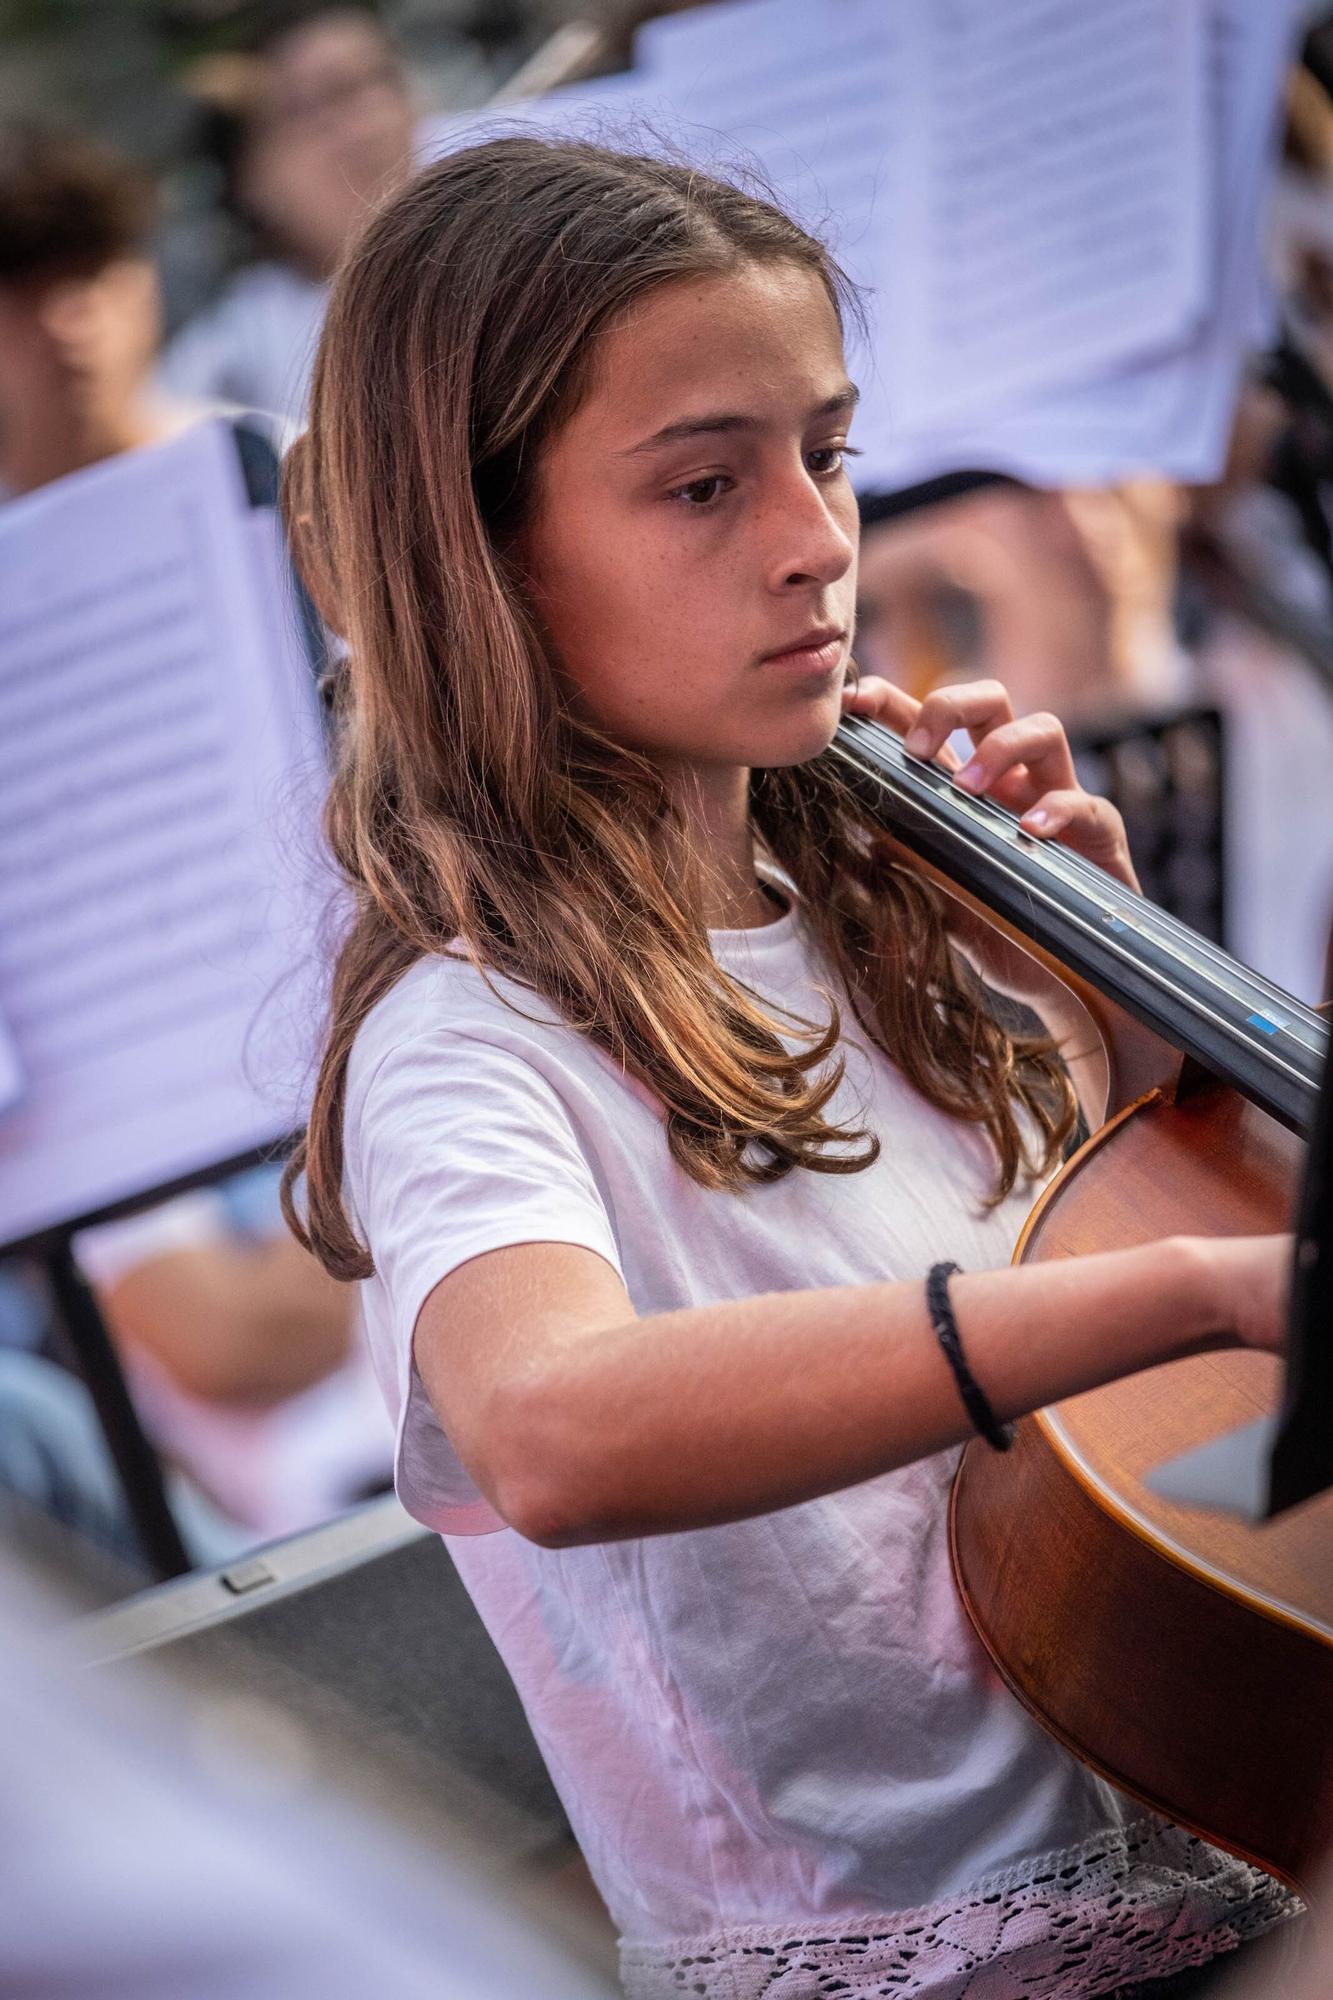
{"left": 584, "top": 539, "right": 697, "bottom": 664}
{"left": 536, "top": 559, "right": 655, "bottom": 725}
{"left": 539, "top": 515, "right": 751, "bottom": 730}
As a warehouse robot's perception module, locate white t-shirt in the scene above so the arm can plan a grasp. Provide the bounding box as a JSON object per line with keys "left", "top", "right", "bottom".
{"left": 345, "top": 899, "right": 1293, "bottom": 1998}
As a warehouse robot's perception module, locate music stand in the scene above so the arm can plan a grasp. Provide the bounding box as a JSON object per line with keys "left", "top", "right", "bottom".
{"left": 8, "top": 1144, "right": 288, "bottom": 1582}
{"left": 0, "top": 417, "right": 325, "bottom": 1582}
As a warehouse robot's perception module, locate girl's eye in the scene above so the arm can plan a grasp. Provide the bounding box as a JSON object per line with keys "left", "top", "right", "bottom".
{"left": 807, "top": 444, "right": 861, "bottom": 477}
{"left": 666, "top": 445, "right": 862, "bottom": 507}
{"left": 668, "top": 474, "right": 733, "bottom": 508}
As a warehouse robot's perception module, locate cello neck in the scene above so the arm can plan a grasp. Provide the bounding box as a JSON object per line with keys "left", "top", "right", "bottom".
{"left": 827, "top": 715, "right": 1328, "bottom": 1136}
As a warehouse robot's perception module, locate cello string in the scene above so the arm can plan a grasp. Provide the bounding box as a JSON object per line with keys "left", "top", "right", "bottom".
{"left": 847, "top": 720, "right": 1325, "bottom": 1038}
{"left": 833, "top": 722, "right": 1326, "bottom": 1100}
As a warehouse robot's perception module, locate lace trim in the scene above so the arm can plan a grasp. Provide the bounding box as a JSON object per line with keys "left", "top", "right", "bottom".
{"left": 620, "top": 1818, "right": 1300, "bottom": 2000}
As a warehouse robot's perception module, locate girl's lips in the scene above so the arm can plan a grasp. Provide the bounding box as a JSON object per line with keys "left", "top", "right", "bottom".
{"left": 761, "top": 632, "right": 847, "bottom": 673}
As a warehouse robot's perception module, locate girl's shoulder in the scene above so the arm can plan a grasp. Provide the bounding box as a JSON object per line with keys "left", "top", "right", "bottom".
{"left": 347, "top": 949, "right": 571, "bottom": 1101}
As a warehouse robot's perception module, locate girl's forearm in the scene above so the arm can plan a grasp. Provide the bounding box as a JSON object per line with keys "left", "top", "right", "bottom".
{"left": 507, "top": 1236, "right": 1220, "bottom": 1544}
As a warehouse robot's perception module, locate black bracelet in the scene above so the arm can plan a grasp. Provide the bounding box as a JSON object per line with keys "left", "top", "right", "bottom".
{"left": 926, "top": 1261, "right": 1014, "bottom": 1452}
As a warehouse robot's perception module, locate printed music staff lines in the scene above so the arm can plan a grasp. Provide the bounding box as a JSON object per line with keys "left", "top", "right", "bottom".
{"left": 0, "top": 421, "right": 331, "bottom": 1251}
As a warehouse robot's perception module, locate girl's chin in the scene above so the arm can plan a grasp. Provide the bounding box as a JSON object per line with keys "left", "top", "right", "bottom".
{"left": 628, "top": 701, "right": 845, "bottom": 775}
{"left": 743, "top": 708, "right": 846, "bottom": 771}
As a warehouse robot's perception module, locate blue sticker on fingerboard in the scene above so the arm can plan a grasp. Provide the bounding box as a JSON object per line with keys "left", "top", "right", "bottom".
{"left": 1247, "top": 1012, "right": 1281, "bottom": 1036}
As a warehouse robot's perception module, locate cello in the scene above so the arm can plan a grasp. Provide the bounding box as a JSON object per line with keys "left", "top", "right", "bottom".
{"left": 828, "top": 713, "right": 1333, "bottom": 1894}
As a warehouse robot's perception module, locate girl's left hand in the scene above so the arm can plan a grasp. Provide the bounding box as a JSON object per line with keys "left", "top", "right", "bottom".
{"left": 842, "top": 674, "right": 1141, "bottom": 894}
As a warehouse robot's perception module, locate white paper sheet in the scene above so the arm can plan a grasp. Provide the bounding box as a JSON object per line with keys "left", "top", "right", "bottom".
{"left": 636, "top": 0, "right": 903, "bottom": 297}
{"left": 0, "top": 421, "right": 331, "bottom": 1248}
{"left": 638, "top": 0, "right": 1210, "bottom": 445}
{"left": 422, "top": 0, "right": 1289, "bottom": 491}
{"left": 868, "top": 0, "right": 1302, "bottom": 489}
{"left": 416, "top": 65, "right": 672, "bottom": 166}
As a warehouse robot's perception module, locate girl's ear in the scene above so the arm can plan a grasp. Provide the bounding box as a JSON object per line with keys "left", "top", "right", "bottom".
{"left": 282, "top": 431, "right": 345, "bottom": 635}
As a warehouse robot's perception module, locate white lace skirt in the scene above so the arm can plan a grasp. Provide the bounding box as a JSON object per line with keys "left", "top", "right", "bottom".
{"left": 619, "top": 1817, "right": 1299, "bottom": 2000}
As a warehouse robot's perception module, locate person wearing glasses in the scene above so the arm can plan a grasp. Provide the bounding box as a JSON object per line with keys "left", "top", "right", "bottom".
{"left": 160, "top": 3, "right": 417, "bottom": 424}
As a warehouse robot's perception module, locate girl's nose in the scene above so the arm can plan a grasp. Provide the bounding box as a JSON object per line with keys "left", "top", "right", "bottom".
{"left": 764, "top": 472, "right": 857, "bottom": 593}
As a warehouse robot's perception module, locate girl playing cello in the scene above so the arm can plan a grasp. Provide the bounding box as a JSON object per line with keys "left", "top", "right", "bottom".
{"left": 285, "top": 139, "right": 1299, "bottom": 1998}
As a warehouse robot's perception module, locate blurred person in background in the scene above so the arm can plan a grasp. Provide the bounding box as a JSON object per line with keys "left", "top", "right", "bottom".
{"left": 854, "top": 475, "right": 1118, "bottom": 724}
{"left": 0, "top": 121, "right": 388, "bottom": 1581}
{"left": 854, "top": 456, "right": 1333, "bottom": 1006}
{"left": 0, "top": 122, "right": 189, "bottom": 499}
{"left": 160, "top": 1, "right": 417, "bottom": 424}
{"left": 1273, "top": 23, "right": 1333, "bottom": 413}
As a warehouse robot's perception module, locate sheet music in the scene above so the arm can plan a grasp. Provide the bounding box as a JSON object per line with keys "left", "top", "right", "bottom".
{"left": 636, "top": 0, "right": 903, "bottom": 298}
{"left": 1053, "top": 0, "right": 1288, "bottom": 471}
{"left": 907, "top": 0, "right": 1207, "bottom": 426}
{"left": 639, "top": 0, "right": 1209, "bottom": 443}
{"left": 416, "top": 65, "right": 671, "bottom": 166}
{"left": 866, "top": 0, "right": 1301, "bottom": 489}
{"left": 425, "top": 0, "right": 1222, "bottom": 482}
{"left": 0, "top": 421, "right": 331, "bottom": 1249}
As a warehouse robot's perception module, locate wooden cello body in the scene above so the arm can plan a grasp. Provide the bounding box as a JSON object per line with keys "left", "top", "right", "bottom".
{"left": 828, "top": 716, "right": 1333, "bottom": 1892}
{"left": 953, "top": 1081, "right": 1333, "bottom": 1894}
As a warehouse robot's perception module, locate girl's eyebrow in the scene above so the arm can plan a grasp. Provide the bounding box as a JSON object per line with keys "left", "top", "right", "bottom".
{"left": 619, "top": 383, "right": 860, "bottom": 456}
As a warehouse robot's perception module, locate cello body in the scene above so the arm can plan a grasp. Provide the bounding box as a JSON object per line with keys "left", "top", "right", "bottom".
{"left": 826, "top": 715, "right": 1333, "bottom": 1892}
{"left": 951, "top": 1077, "right": 1333, "bottom": 1894}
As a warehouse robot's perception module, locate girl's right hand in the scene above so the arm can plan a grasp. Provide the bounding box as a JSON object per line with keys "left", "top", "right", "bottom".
{"left": 1181, "top": 1234, "right": 1293, "bottom": 1356}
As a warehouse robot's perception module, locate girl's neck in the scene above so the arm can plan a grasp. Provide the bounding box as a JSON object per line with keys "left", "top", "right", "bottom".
{"left": 662, "top": 760, "right": 781, "bottom": 932}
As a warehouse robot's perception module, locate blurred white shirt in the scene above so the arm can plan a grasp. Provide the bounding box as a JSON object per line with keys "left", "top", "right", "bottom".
{"left": 158, "top": 263, "right": 329, "bottom": 424}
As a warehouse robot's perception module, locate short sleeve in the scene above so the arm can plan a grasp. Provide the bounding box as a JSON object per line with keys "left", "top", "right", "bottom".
{"left": 348, "top": 1025, "right": 624, "bottom": 1535}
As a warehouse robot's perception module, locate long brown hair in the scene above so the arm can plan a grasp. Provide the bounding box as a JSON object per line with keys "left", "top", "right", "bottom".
{"left": 283, "top": 136, "right": 1075, "bottom": 1280}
